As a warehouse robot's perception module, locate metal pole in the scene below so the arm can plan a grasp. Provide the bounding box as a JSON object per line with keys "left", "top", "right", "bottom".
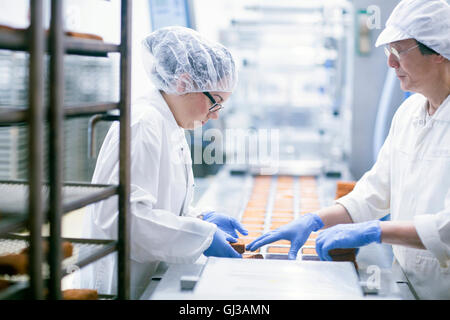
{"left": 28, "top": 0, "right": 45, "bottom": 300}
{"left": 48, "top": 0, "right": 64, "bottom": 300}
{"left": 118, "top": 0, "right": 132, "bottom": 300}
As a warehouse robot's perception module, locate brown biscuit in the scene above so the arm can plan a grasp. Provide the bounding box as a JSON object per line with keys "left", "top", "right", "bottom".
{"left": 335, "top": 181, "right": 356, "bottom": 199}
{"left": 63, "top": 289, "right": 98, "bottom": 300}
{"left": 229, "top": 240, "right": 245, "bottom": 254}
{"left": 244, "top": 254, "right": 264, "bottom": 259}
{"left": 0, "top": 253, "right": 28, "bottom": 275}
{"left": 329, "top": 248, "right": 358, "bottom": 269}
{"left": 65, "top": 31, "right": 103, "bottom": 41}
{"left": 20, "top": 241, "right": 73, "bottom": 259}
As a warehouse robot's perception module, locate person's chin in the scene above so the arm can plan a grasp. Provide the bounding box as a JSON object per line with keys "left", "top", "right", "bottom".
{"left": 398, "top": 77, "right": 410, "bottom": 91}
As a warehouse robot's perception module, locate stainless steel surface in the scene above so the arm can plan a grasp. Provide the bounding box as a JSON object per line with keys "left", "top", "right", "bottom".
{"left": 197, "top": 258, "right": 363, "bottom": 299}
{"left": 145, "top": 167, "right": 413, "bottom": 300}
{"left": 153, "top": 258, "right": 363, "bottom": 300}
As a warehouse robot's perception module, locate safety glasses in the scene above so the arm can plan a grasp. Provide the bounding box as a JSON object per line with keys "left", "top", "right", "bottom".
{"left": 203, "top": 92, "right": 223, "bottom": 113}
{"left": 384, "top": 44, "right": 419, "bottom": 60}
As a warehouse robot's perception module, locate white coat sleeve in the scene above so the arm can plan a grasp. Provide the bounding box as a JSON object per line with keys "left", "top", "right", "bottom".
{"left": 336, "top": 116, "right": 396, "bottom": 223}
{"left": 414, "top": 204, "right": 450, "bottom": 268}
{"left": 93, "top": 119, "right": 216, "bottom": 264}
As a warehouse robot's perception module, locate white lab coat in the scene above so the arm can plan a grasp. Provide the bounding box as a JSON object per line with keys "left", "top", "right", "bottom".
{"left": 80, "top": 86, "right": 216, "bottom": 299}
{"left": 337, "top": 93, "right": 450, "bottom": 299}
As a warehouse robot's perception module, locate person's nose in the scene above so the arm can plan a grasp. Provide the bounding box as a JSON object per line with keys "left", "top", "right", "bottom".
{"left": 387, "top": 53, "right": 400, "bottom": 69}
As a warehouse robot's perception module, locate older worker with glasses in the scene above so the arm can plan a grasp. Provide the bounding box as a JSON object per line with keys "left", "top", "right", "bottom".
{"left": 247, "top": 0, "right": 450, "bottom": 299}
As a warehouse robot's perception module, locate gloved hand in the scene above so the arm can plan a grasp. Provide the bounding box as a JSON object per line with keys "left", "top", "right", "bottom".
{"left": 246, "top": 213, "right": 324, "bottom": 260}
{"left": 203, "top": 228, "right": 242, "bottom": 258}
{"left": 316, "top": 220, "right": 381, "bottom": 261}
{"left": 202, "top": 211, "right": 248, "bottom": 238}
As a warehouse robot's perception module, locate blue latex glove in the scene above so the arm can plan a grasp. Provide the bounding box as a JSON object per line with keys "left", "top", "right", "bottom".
{"left": 246, "top": 213, "right": 324, "bottom": 260}
{"left": 316, "top": 220, "right": 382, "bottom": 261}
{"left": 203, "top": 228, "right": 242, "bottom": 258}
{"left": 202, "top": 211, "right": 248, "bottom": 238}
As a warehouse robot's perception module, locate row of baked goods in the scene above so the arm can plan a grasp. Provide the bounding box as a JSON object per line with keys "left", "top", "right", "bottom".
{"left": 0, "top": 240, "right": 99, "bottom": 299}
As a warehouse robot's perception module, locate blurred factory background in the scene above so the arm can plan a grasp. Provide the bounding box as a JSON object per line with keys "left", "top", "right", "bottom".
{"left": 1, "top": 0, "right": 445, "bottom": 301}
{"left": 0, "top": 0, "right": 407, "bottom": 187}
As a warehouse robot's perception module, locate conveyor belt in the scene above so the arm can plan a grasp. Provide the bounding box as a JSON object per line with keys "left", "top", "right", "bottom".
{"left": 238, "top": 175, "right": 321, "bottom": 260}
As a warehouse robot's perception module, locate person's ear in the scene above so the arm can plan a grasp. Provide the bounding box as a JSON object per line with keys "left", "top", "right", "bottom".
{"left": 431, "top": 54, "right": 446, "bottom": 64}
{"left": 176, "top": 74, "right": 191, "bottom": 94}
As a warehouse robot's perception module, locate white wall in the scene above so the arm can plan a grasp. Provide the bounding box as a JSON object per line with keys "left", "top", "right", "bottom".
{"left": 0, "top": 0, "right": 29, "bottom": 28}
{"left": 192, "top": 0, "right": 241, "bottom": 42}
{"left": 130, "top": 0, "right": 153, "bottom": 102}
{"left": 349, "top": 0, "right": 401, "bottom": 179}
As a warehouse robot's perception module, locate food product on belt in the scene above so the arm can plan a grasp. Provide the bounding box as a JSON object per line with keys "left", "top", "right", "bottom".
{"left": 243, "top": 254, "right": 264, "bottom": 259}
{"left": 62, "top": 289, "right": 98, "bottom": 300}
{"left": 329, "top": 248, "right": 358, "bottom": 269}
{"left": 308, "top": 232, "right": 318, "bottom": 239}
{"left": 242, "top": 225, "right": 264, "bottom": 232}
{"left": 241, "top": 217, "right": 265, "bottom": 224}
{"left": 302, "top": 247, "right": 317, "bottom": 255}
{"left": 229, "top": 240, "right": 245, "bottom": 254}
{"left": 242, "top": 211, "right": 266, "bottom": 218}
{"left": 335, "top": 181, "right": 356, "bottom": 199}
{"left": 0, "top": 253, "right": 28, "bottom": 275}
{"left": 267, "top": 247, "right": 290, "bottom": 254}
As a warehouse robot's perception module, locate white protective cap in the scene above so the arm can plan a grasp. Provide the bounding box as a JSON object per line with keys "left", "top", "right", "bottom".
{"left": 375, "top": 0, "right": 450, "bottom": 60}
{"left": 141, "top": 26, "right": 237, "bottom": 95}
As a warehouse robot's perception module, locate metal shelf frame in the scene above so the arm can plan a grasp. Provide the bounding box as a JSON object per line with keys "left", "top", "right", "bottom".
{"left": 0, "top": 26, "right": 120, "bottom": 56}
{"left": 0, "top": 181, "right": 119, "bottom": 236}
{"left": 0, "top": 0, "right": 131, "bottom": 300}
{"left": 0, "top": 102, "right": 121, "bottom": 127}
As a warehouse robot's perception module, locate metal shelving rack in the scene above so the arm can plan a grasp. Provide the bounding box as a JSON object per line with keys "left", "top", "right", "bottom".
{"left": 0, "top": 0, "right": 131, "bottom": 299}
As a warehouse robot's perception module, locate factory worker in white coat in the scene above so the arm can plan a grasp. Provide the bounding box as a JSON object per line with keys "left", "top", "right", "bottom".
{"left": 248, "top": 0, "right": 450, "bottom": 299}
{"left": 80, "top": 26, "right": 247, "bottom": 299}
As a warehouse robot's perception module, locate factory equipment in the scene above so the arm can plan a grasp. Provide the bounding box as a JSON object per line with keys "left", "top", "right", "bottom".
{"left": 218, "top": 0, "right": 354, "bottom": 176}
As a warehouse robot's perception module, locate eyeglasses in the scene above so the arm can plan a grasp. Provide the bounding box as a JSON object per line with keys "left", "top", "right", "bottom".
{"left": 384, "top": 44, "right": 419, "bottom": 60}
{"left": 203, "top": 92, "right": 223, "bottom": 113}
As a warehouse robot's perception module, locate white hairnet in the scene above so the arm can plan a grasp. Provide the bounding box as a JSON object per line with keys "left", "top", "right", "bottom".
{"left": 141, "top": 26, "right": 237, "bottom": 95}
{"left": 375, "top": 0, "right": 450, "bottom": 60}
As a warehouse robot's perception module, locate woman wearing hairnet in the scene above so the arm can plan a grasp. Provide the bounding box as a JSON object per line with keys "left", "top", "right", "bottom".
{"left": 81, "top": 26, "right": 246, "bottom": 299}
